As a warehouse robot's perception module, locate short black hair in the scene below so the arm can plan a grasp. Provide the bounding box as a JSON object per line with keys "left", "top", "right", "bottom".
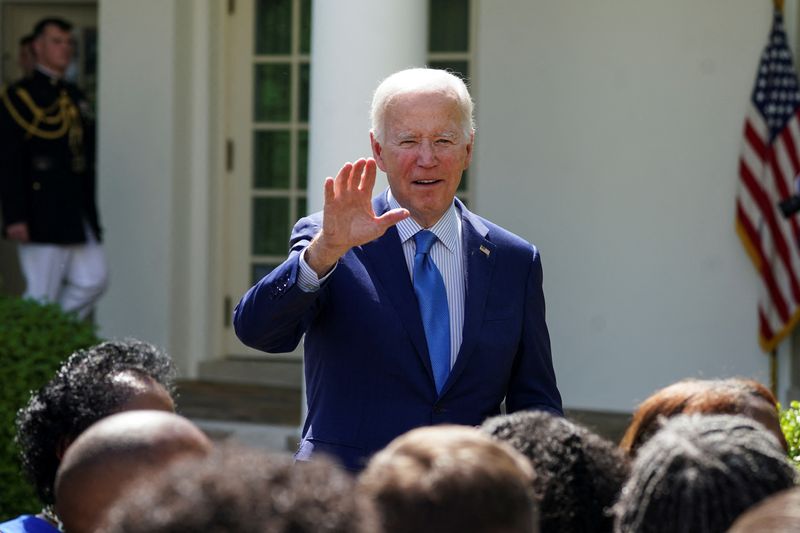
{"left": 19, "top": 34, "right": 34, "bottom": 46}
{"left": 15, "top": 339, "right": 177, "bottom": 506}
{"left": 103, "top": 445, "right": 378, "bottom": 533}
{"left": 613, "top": 414, "right": 797, "bottom": 533}
{"left": 32, "top": 17, "right": 73, "bottom": 39}
{"left": 481, "top": 410, "right": 630, "bottom": 533}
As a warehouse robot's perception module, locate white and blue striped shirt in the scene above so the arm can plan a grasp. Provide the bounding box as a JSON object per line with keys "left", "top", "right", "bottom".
{"left": 297, "top": 190, "right": 466, "bottom": 369}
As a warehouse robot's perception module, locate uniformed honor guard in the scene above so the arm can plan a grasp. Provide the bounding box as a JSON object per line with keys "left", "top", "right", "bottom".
{"left": 0, "top": 17, "right": 107, "bottom": 319}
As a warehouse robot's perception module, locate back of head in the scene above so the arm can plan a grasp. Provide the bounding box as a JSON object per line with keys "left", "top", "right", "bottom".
{"left": 102, "top": 444, "right": 376, "bottom": 533}
{"left": 482, "top": 411, "right": 630, "bottom": 533}
{"left": 55, "top": 410, "right": 211, "bottom": 533}
{"left": 619, "top": 378, "right": 784, "bottom": 455}
{"left": 359, "top": 425, "right": 537, "bottom": 533}
{"left": 371, "top": 67, "right": 474, "bottom": 141}
{"left": 15, "top": 338, "right": 177, "bottom": 506}
{"left": 728, "top": 487, "right": 800, "bottom": 533}
{"left": 613, "top": 414, "right": 797, "bottom": 533}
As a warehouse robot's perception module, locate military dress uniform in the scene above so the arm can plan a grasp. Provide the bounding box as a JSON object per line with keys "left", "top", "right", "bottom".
{"left": 0, "top": 68, "right": 107, "bottom": 318}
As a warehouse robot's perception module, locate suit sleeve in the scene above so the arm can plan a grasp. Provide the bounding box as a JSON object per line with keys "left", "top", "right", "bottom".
{"left": 505, "top": 247, "right": 564, "bottom": 415}
{"left": 233, "top": 215, "right": 327, "bottom": 353}
{"left": 0, "top": 86, "right": 30, "bottom": 230}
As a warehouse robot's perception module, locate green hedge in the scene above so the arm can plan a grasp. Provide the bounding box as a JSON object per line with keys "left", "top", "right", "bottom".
{"left": 781, "top": 400, "right": 800, "bottom": 468}
{"left": 0, "top": 296, "right": 100, "bottom": 519}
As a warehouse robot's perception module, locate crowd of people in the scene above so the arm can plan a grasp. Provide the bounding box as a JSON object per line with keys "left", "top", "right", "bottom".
{"left": 3, "top": 15, "right": 799, "bottom": 533}
{"left": 0, "top": 338, "right": 796, "bottom": 532}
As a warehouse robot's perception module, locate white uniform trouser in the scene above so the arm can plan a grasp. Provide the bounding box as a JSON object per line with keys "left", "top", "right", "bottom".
{"left": 18, "top": 232, "right": 108, "bottom": 320}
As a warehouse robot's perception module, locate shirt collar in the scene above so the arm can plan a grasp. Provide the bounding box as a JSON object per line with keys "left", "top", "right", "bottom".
{"left": 387, "top": 189, "right": 460, "bottom": 253}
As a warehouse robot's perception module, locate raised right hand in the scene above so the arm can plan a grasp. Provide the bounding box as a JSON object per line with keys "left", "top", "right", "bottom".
{"left": 6, "top": 222, "right": 30, "bottom": 242}
{"left": 305, "top": 158, "right": 409, "bottom": 277}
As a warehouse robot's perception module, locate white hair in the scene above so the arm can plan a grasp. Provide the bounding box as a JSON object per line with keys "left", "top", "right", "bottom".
{"left": 370, "top": 68, "right": 475, "bottom": 142}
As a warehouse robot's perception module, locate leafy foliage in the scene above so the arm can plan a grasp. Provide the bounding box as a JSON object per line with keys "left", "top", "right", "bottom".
{"left": 0, "top": 296, "right": 99, "bottom": 519}
{"left": 780, "top": 400, "right": 800, "bottom": 467}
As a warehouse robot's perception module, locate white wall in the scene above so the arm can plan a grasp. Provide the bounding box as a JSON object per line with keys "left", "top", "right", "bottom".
{"left": 475, "top": 0, "right": 786, "bottom": 411}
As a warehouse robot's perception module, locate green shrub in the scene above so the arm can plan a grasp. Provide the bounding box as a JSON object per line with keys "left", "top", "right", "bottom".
{"left": 0, "top": 296, "right": 100, "bottom": 519}
{"left": 780, "top": 400, "right": 800, "bottom": 467}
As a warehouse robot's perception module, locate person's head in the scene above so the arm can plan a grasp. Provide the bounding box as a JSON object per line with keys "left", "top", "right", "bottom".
{"left": 613, "top": 414, "right": 797, "bottom": 533}
{"left": 481, "top": 411, "right": 630, "bottom": 533}
{"left": 18, "top": 34, "right": 36, "bottom": 77}
{"left": 370, "top": 68, "right": 474, "bottom": 228}
{"left": 55, "top": 411, "right": 212, "bottom": 533}
{"left": 619, "top": 377, "right": 786, "bottom": 455}
{"left": 31, "top": 17, "right": 73, "bottom": 75}
{"left": 359, "top": 424, "right": 537, "bottom": 533}
{"left": 15, "top": 338, "right": 177, "bottom": 507}
{"left": 102, "top": 444, "right": 378, "bottom": 533}
{"left": 728, "top": 487, "right": 800, "bottom": 533}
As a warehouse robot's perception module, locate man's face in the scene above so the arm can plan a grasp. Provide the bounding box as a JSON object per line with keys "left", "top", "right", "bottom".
{"left": 33, "top": 24, "right": 73, "bottom": 75}
{"left": 371, "top": 91, "right": 473, "bottom": 228}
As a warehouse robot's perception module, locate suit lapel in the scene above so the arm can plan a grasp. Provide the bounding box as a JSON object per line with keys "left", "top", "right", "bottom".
{"left": 359, "top": 194, "right": 434, "bottom": 379}
{"left": 440, "top": 202, "right": 495, "bottom": 397}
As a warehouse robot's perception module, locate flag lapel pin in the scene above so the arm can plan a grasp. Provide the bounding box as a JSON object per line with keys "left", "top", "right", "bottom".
{"left": 479, "top": 245, "right": 491, "bottom": 257}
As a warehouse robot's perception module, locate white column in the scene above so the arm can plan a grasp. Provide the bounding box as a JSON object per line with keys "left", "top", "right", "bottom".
{"left": 307, "top": 0, "right": 428, "bottom": 213}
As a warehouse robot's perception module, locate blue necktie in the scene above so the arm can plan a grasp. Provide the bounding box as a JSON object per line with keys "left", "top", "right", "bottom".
{"left": 413, "top": 230, "right": 451, "bottom": 394}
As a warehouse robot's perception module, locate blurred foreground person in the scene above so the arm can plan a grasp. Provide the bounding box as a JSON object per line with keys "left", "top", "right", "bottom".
{"left": 0, "top": 339, "right": 176, "bottom": 532}
{"left": 482, "top": 411, "right": 629, "bottom": 533}
{"left": 55, "top": 411, "right": 212, "bottom": 533}
{"left": 728, "top": 487, "right": 800, "bottom": 533}
{"left": 359, "top": 425, "right": 538, "bottom": 533}
{"left": 101, "top": 445, "right": 377, "bottom": 533}
{"left": 619, "top": 377, "right": 786, "bottom": 455}
{"left": 613, "top": 414, "right": 796, "bottom": 533}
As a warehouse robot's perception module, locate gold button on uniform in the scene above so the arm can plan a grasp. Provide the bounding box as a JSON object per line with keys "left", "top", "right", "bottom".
{"left": 32, "top": 182, "right": 41, "bottom": 190}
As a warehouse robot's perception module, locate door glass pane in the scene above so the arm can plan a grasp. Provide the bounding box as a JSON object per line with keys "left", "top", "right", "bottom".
{"left": 429, "top": 0, "right": 469, "bottom": 52}
{"left": 255, "top": 0, "right": 292, "bottom": 54}
{"left": 299, "top": 62, "right": 311, "bottom": 122}
{"left": 252, "top": 263, "right": 281, "bottom": 285}
{"left": 300, "top": 0, "right": 312, "bottom": 54}
{"left": 296, "top": 197, "right": 308, "bottom": 218}
{"left": 254, "top": 130, "right": 291, "bottom": 189}
{"left": 428, "top": 60, "right": 469, "bottom": 83}
{"left": 254, "top": 63, "right": 291, "bottom": 122}
{"left": 297, "top": 130, "right": 308, "bottom": 189}
{"left": 252, "top": 197, "right": 290, "bottom": 255}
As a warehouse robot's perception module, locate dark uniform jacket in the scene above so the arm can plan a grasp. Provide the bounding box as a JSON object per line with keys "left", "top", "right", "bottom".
{"left": 0, "top": 68, "right": 100, "bottom": 244}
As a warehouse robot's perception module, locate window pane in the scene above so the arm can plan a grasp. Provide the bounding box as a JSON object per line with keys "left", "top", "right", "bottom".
{"left": 457, "top": 170, "right": 468, "bottom": 192}
{"left": 428, "top": 0, "right": 469, "bottom": 52}
{"left": 254, "top": 131, "right": 290, "bottom": 189}
{"left": 298, "top": 130, "right": 309, "bottom": 189}
{"left": 299, "top": 62, "right": 310, "bottom": 122}
{"left": 252, "top": 263, "right": 281, "bottom": 285}
{"left": 300, "top": 0, "right": 312, "bottom": 54}
{"left": 428, "top": 60, "right": 469, "bottom": 83}
{"left": 255, "top": 0, "right": 292, "bottom": 54}
{"left": 252, "top": 197, "right": 290, "bottom": 255}
{"left": 296, "top": 197, "right": 308, "bottom": 218}
{"left": 254, "top": 64, "right": 291, "bottom": 122}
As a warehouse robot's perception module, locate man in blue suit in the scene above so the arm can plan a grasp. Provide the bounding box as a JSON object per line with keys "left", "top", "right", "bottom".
{"left": 234, "top": 68, "right": 562, "bottom": 471}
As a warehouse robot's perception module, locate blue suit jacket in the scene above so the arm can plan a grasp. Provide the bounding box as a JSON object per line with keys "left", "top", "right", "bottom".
{"left": 234, "top": 194, "right": 562, "bottom": 470}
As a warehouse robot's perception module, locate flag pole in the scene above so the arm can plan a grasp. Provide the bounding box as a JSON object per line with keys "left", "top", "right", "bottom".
{"left": 775, "top": 0, "right": 784, "bottom": 13}
{"left": 771, "top": 349, "right": 778, "bottom": 397}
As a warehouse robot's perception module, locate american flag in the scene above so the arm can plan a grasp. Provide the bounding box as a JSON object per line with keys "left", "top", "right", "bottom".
{"left": 736, "top": 8, "right": 800, "bottom": 352}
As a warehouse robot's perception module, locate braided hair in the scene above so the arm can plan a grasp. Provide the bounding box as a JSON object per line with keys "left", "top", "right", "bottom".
{"left": 15, "top": 338, "right": 177, "bottom": 505}
{"left": 481, "top": 410, "right": 630, "bottom": 533}
{"left": 613, "top": 413, "right": 797, "bottom": 533}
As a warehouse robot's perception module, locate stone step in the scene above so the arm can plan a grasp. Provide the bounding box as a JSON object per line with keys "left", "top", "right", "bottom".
{"left": 176, "top": 380, "right": 301, "bottom": 426}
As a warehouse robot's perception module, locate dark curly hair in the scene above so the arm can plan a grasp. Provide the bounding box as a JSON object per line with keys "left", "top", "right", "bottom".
{"left": 15, "top": 338, "right": 177, "bottom": 506}
{"left": 102, "top": 444, "right": 378, "bottom": 533}
{"left": 613, "top": 414, "right": 797, "bottom": 533}
{"left": 481, "top": 410, "right": 630, "bottom": 533}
